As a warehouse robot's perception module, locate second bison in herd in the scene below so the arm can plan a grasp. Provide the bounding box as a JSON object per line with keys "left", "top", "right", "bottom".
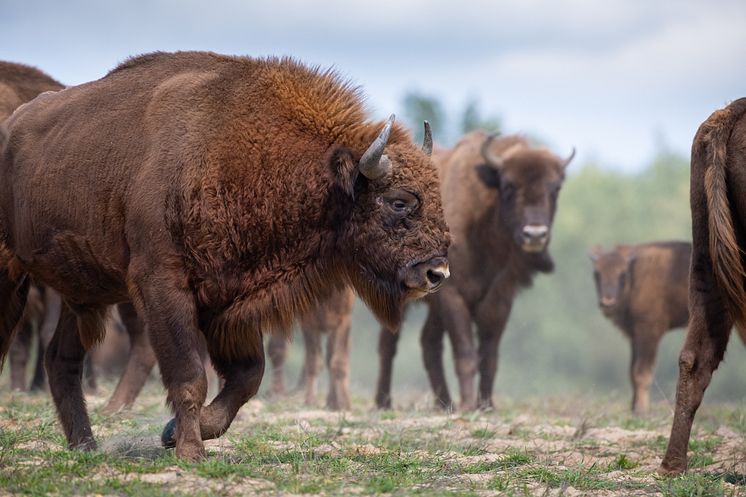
{"left": 0, "top": 52, "right": 745, "bottom": 477}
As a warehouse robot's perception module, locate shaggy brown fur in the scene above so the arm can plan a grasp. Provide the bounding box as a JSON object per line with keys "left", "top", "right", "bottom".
{"left": 268, "top": 288, "right": 355, "bottom": 410}
{"left": 659, "top": 97, "right": 746, "bottom": 475}
{"left": 0, "top": 51, "right": 449, "bottom": 460}
{"left": 0, "top": 61, "right": 64, "bottom": 390}
{"left": 590, "top": 241, "right": 691, "bottom": 414}
{"left": 375, "top": 131, "right": 572, "bottom": 410}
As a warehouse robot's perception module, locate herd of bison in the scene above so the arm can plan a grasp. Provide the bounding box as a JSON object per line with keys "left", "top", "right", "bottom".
{"left": 0, "top": 52, "right": 744, "bottom": 477}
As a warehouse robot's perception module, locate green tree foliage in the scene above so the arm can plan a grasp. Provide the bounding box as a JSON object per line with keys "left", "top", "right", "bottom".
{"left": 460, "top": 97, "right": 501, "bottom": 135}
{"left": 401, "top": 92, "right": 446, "bottom": 145}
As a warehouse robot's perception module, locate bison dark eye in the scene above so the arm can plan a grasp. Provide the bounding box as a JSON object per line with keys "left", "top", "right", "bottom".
{"left": 382, "top": 190, "right": 419, "bottom": 217}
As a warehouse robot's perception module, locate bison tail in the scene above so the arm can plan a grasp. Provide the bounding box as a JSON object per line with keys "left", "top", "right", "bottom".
{"left": 0, "top": 253, "right": 29, "bottom": 371}
{"left": 701, "top": 98, "right": 746, "bottom": 335}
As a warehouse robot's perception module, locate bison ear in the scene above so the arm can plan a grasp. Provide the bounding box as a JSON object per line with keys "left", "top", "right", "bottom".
{"left": 328, "top": 146, "right": 360, "bottom": 198}
{"left": 476, "top": 164, "right": 500, "bottom": 189}
{"left": 588, "top": 244, "right": 603, "bottom": 262}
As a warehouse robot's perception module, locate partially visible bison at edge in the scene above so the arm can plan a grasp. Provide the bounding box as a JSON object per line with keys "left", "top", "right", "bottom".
{"left": 0, "top": 61, "right": 64, "bottom": 392}
{"left": 590, "top": 241, "right": 690, "bottom": 414}
{"left": 660, "top": 97, "right": 746, "bottom": 475}
{"left": 0, "top": 51, "right": 450, "bottom": 461}
{"left": 376, "top": 131, "right": 574, "bottom": 410}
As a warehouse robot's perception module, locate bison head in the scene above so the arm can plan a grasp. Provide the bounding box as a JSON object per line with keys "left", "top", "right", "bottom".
{"left": 477, "top": 134, "right": 574, "bottom": 266}
{"left": 329, "top": 115, "right": 450, "bottom": 328}
{"left": 589, "top": 245, "right": 636, "bottom": 317}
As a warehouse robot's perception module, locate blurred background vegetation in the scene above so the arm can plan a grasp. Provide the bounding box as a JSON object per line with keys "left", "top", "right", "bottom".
{"left": 270, "top": 91, "right": 746, "bottom": 407}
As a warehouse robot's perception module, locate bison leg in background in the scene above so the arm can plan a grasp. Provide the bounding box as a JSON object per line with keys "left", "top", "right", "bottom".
{"left": 45, "top": 304, "right": 102, "bottom": 450}
{"left": 30, "top": 288, "right": 62, "bottom": 391}
{"left": 438, "top": 291, "right": 477, "bottom": 410}
{"left": 659, "top": 254, "right": 732, "bottom": 474}
{"left": 267, "top": 334, "right": 289, "bottom": 396}
{"left": 325, "top": 307, "right": 352, "bottom": 410}
{"left": 9, "top": 320, "right": 33, "bottom": 390}
{"left": 420, "top": 307, "right": 454, "bottom": 410}
{"left": 29, "top": 329, "right": 46, "bottom": 391}
{"left": 0, "top": 268, "right": 29, "bottom": 380}
{"left": 374, "top": 325, "right": 401, "bottom": 409}
{"left": 82, "top": 353, "right": 97, "bottom": 394}
{"left": 629, "top": 328, "right": 662, "bottom": 415}
{"left": 474, "top": 295, "right": 513, "bottom": 410}
{"left": 102, "top": 302, "right": 156, "bottom": 414}
{"left": 300, "top": 322, "right": 323, "bottom": 406}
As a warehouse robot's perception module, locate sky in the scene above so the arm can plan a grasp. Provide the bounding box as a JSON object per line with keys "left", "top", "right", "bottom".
{"left": 1, "top": 0, "right": 744, "bottom": 171}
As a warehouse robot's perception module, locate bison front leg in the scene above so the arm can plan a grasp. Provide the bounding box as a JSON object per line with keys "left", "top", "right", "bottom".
{"left": 421, "top": 308, "right": 455, "bottom": 410}
{"left": 162, "top": 339, "right": 265, "bottom": 446}
{"left": 629, "top": 329, "right": 662, "bottom": 415}
{"left": 134, "top": 272, "right": 208, "bottom": 461}
{"left": 102, "top": 303, "right": 157, "bottom": 414}
{"left": 45, "top": 304, "right": 103, "bottom": 451}
{"left": 374, "top": 325, "right": 401, "bottom": 409}
{"left": 658, "top": 256, "right": 731, "bottom": 475}
{"left": 439, "top": 292, "right": 477, "bottom": 411}
{"left": 474, "top": 296, "right": 513, "bottom": 410}
{"left": 325, "top": 311, "right": 352, "bottom": 410}
{"left": 266, "top": 334, "right": 289, "bottom": 397}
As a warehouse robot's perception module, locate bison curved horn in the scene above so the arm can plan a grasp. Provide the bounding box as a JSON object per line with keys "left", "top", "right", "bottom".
{"left": 480, "top": 133, "right": 503, "bottom": 169}
{"left": 359, "top": 114, "right": 395, "bottom": 180}
{"left": 562, "top": 147, "right": 576, "bottom": 169}
{"left": 422, "top": 121, "right": 433, "bottom": 156}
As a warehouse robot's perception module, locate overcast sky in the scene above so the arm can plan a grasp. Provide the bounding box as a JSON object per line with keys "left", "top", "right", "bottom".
{"left": 2, "top": 0, "right": 744, "bottom": 170}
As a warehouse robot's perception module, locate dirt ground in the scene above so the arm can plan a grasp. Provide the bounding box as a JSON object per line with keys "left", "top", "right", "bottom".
{"left": 0, "top": 380, "right": 745, "bottom": 496}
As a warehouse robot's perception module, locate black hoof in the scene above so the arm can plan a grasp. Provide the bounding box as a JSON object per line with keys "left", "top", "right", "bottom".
{"left": 161, "top": 418, "right": 177, "bottom": 448}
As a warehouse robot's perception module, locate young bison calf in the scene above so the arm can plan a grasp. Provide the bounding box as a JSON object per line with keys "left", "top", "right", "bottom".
{"left": 590, "top": 241, "right": 690, "bottom": 414}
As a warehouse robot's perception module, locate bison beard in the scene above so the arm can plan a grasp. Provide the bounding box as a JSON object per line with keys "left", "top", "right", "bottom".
{"left": 0, "top": 51, "right": 449, "bottom": 460}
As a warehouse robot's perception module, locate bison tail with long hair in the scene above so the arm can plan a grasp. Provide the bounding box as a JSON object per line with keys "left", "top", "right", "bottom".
{"left": 700, "top": 97, "right": 746, "bottom": 336}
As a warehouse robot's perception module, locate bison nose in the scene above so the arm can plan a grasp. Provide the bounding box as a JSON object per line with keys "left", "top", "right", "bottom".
{"left": 523, "top": 224, "right": 548, "bottom": 240}
{"left": 600, "top": 296, "right": 616, "bottom": 308}
{"left": 521, "top": 225, "right": 549, "bottom": 252}
{"left": 404, "top": 257, "right": 450, "bottom": 294}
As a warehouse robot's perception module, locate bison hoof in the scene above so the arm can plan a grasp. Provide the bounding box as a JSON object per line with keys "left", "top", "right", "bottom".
{"left": 70, "top": 436, "right": 98, "bottom": 452}
{"left": 161, "top": 418, "right": 177, "bottom": 448}
{"left": 656, "top": 462, "right": 685, "bottom": 477}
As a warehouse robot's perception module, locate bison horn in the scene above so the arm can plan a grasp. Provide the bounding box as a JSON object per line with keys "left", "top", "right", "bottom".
{"left": 359, "top": 114, "right": 395, "bottom": 180}
{"left": 480, "top": 133, "right": 503, "bottom": 169}
{"left": 422, "top": 121, "right": 433, "bottom": 156}
{"left": 562, "top": 147, "right": 576, "bottom": 169}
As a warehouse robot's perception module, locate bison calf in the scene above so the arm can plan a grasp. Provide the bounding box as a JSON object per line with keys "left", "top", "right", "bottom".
{"left": 0, "top": 51, "right": 449, "bottom": 460}
{"left": 659, "top": 97, "right": 746, "bottom": 475}
{"left": 590, "top": 241, "right": 690, "bottom": 414}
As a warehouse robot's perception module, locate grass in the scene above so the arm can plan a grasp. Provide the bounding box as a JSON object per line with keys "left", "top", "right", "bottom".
{"left": 0, "top": 383, "right": 744, "bottom": 496}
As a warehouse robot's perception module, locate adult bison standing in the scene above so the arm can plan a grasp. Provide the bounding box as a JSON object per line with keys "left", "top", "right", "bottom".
{"left": 376, "top": 131, "right": 573, "bottom": 410}
{"left": 0, "top": 51, "right": 450, "bottom": 460}
{"left": 659, "top": 97, "right": 746, "bottom": 475}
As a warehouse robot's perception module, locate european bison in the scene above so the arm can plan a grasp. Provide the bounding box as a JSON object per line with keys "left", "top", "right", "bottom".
{"left": 376, "top": 131, "right": 573, "bottom": 410}
{"left": 590, "top": 241, "right": 690, "bottom": 414}
{"left": 0, "top": 51, "right": 450, "bottom": 460}
{"left": 659, "top": 97, "right": 746, "bottom": 475}
{"left": 267, "top": 288, "right": 355, "bottom": 410}
{"left": 0, "top": 61, "right": 64, "bottom": 391}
